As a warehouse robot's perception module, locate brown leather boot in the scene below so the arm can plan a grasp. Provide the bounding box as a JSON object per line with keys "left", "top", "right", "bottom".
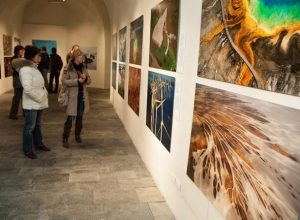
{"left": 75, "top": 116, "right": 82, "bottom": 143}
{"left": 63, "top": 123, "right": 72, "bottom": 148}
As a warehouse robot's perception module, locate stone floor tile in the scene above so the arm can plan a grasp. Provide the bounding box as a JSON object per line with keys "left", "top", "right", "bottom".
{"left": 136, "top": 187, "right": 165, "bottom": 203}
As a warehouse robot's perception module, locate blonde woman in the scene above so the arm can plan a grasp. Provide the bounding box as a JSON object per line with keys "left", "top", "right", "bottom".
{"left": 62, "top": 49, "right": 91, "bottom": 148}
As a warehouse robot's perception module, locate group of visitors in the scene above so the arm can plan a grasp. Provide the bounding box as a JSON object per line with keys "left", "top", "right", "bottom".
{"left": 9, "top": 44, "right": 91, "bottom": 159}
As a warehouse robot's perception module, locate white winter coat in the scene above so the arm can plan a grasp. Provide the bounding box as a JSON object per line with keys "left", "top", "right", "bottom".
{"left": 12, "top": 59, "right": 48, "bottom": 110}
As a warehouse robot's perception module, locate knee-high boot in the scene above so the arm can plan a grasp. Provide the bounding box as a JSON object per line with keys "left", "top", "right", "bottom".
{"left": 63, "top": 123, "right": 72, "bottom": 148}
{"left": 75, "top": 116, "right": 83, "bottom": 143}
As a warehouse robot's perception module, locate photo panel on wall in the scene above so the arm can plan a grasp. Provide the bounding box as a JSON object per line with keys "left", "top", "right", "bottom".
{"left": 13, "top": 37, "right": 21, "bottom": 48}
{"left": 32, "top": 40, "right": 57, "bottom": 55}
{"left": 149, "top": 0, "right": 180, "bottom": 72}
{"left": 119, "top": 27, "right": 127, "bottom": 63}
{"left": 146, "top": 71, "right": 175, "bottom": 152}
{"left": 198, "top": 0, "right": 300, "bottom": 96}
{"left": 187, "top": 84, "right": 300, "bottom": 220}
{"left": 3, "top": 35, "right": 13, "bottom": 57}
{"left": 130, "top": 15, "right": 144, "bottom": 65}
{"left": 4, "top": 57, "right": 13, "bottom": 78}
{"left": 112, "top": 62, "right": 117, "bottom": 90}
{"left": 128, "top": 67, "right": 141, "bottom": 116}
{"left": 118, "top": 64, "right": 126, "bottom": 99}
{"left": 81, "top": 47, "right": 97, "bottom": 70}
{"left": 112, "top": 33, "right": 118, "bottom": 61}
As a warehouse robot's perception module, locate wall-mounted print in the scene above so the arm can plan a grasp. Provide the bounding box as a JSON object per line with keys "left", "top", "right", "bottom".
{"left": 14, "top": 37, "right": 21, "bottom": 47}
{"left": 3, "top": 35, "right": 13, "bottom": 56}
{"left": 4, "top": 57, "right": 13, "bottom": 77}
{"left": 149, "top": 0, "right": 179, "bottom": 72}
{"left": 128, "top": 67, "right": 141, "bottom": 115}
{"left": 118, "top": 64, "right": 126, "bottom": 99}
{"left": 130, "top": 16, "right": 144, "bottom": 65}
{"left": 0, "top": 63, "right": 2, "bottom": 79}
{"left": 112, "top": 33, "right": 117, "bottom": 61}
{"left": 81, "top": 47, "right": 97, "bottom": 70}
{"left": 32, "top": 40, "right": 57, "bottom": 54}
{"left": 146, "top": 71, "right": 175, "bottom": 151}
{"left": 119, "top": 27, "right": 127, "bottom": 63}
{"left": 187, "top": 84, "right": 300, "bottom": 220}
{"left": 198, "top": 0, "right": 300, "bottom": 96}
{"left": 112, "top": 62, "right": 117, "bottom": 90}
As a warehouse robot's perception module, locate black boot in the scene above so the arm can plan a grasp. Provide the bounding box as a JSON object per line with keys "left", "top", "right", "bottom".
{"left": 75, "top": 116, "right": 82, "bottom": 143}
{"left": 63, "top": 123, "right": 72, "bottom": 148}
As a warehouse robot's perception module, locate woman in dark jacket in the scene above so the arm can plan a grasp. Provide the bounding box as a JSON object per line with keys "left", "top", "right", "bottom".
{"left": 9, "top": 45, "right": 25, "bottom": 120}
{"left": 62, "top": 49, "right": 91, "bottom": 148}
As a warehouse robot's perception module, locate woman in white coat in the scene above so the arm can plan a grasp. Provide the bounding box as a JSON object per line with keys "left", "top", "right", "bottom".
{"left": 12, "top": 45, "right": 50, "bottom": 159}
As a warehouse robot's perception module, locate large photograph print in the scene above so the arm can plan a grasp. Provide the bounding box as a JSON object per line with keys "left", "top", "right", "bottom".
{"left": 187, "top": 84, "right": 300, "bottom": 220}
{"left": 112, "top": 33, "right": 117, "bottom": 60}
{"left": 128, "top": 67, "right": 141, "bottom": 115}
{"left": 81, "top": 47, "right": 97, "bottom": 70}
{"left": 146, "top": 71, "right": 175, "bottom": 151}
{"left": 149, "top": 0, "right": 179, "bottom": 72}
{"left": 118, "top": 64, "right": 126, "bottom": 99}
{"left": 32, "top": 40, "right": 57, "bottom": 55}
{"left": 4, "top": 57, "right": 13, "bottom": 77}
{"left": 119, "top": 27, "right": 127, "bottom": 63}
{"left": 130, "top": 16, "right": 144, "bottom": 65}
{"left": 112, "top": 62, "right": 117, "bottom": 90}
{"left": 3, "top": 35, "right": 12, "bottom": 56}
{"left": 198, "top": 0, "right": 300, "bottom": 96}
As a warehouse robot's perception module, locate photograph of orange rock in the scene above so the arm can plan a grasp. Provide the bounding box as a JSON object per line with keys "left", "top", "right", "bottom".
{"left": 187, "top": 84, "right": 300, "bottom": 220}
{"left": 128, "top": 67, "right": 141, "bottom": 115}
{"left": 198, "top": 0, "right": 300, "bottom": 96}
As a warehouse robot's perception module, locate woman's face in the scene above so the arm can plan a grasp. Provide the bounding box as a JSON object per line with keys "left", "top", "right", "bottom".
{"left": 32, "top": 53, "right": 41, "bottom": 64}
{"left": 74, "top": 55, "right": 84, "bottom": 64}
{"left": 18, "top": 49, "right": 25, "bottom": 58}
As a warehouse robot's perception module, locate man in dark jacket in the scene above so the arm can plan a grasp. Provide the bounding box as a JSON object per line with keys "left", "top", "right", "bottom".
{"left": 9, "top": 45, "right": 25, "bottom": 120}
{"left": 38, "top": 46, "right": 50, "bottom": 90}
{"left": 49, "top": 48, "right": 63, "bottom": 93}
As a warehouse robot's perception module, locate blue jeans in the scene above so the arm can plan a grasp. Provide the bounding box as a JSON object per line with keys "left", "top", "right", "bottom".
{"left": 23, "top": 110, "right": 44, "bottom": 153}
{"left": 65, "top": 92, "right": 84, "bottom": 126}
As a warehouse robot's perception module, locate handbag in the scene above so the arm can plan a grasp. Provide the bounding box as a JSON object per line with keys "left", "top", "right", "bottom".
{"left": 58, "top": 86, "right": 69, "bottom": 107}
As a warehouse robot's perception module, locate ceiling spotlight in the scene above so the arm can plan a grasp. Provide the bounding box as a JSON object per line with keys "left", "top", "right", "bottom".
{"left": 48, "top": 0, "right": 66, "bottom": 3}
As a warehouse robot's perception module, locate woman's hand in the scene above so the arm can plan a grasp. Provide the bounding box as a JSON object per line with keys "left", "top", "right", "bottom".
{"left": 80, "top": 73, "right": 87, "bottom": 80}
{"left": 78, "top": 78, "right": 85, "bottom": 84}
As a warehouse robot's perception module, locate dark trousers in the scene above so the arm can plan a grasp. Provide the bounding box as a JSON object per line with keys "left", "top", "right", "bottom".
{"left": 41, "top": 69, "right": 49, "bottom": 90}
{"left": 49, "top": 72, "right": 60, "bottom": 93}
{"left": 64, "top": 92, "right": 84, "bottom": 131}
{"left": 23, "top": 110, "right": 44, "bottom": 153}
{"left": 10, "top": 88, "right": 23, "bottom": 117}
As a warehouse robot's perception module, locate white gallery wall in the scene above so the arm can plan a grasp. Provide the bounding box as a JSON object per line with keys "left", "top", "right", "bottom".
{"left": 0, "top": 0, "right": 25, "bottom": 95}
{"left": 106, "top": 0, "right": 300, "bottom": 220}
{"left": 22, "top": 24, "right": 68, "bottom": 69}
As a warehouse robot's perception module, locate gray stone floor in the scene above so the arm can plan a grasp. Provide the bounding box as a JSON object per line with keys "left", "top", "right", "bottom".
{"left": 0, "top": 88, "right": 175, "bottom": 220}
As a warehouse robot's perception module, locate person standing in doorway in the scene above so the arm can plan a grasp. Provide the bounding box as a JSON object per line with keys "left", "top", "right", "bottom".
{"left": 38, "top": 46, "right": 50, "bottom": 90}
{"left": 9, "top": 45, "right": 25, "bottom": 120}
{"left": 62, "top": 49, "right": 91, "bottom": 148}
{"left": 12, "top": 45, "right": 50, "bottom": 159}
{"left": 49, "top": 48, "right": 63, "bottom": 93}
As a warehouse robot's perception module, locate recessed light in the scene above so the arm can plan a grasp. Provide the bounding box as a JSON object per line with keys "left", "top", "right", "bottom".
{"left": 48, "top": 0, "right": 66, "bottom": 3}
